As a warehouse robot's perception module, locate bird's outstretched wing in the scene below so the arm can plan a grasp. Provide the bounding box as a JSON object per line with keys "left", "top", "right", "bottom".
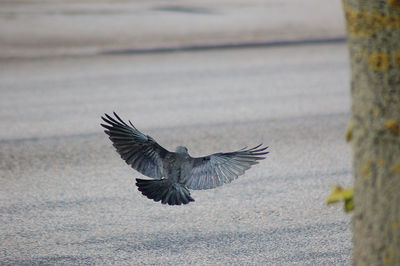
{"left": 101, "top": 112, "right": 169, "bottom": 179}
{"left": 185, "top": 145, "right": 268, "bottom": 190}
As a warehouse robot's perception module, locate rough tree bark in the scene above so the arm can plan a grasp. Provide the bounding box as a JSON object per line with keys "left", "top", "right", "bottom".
{"left": 342, "top": 0, "right": 400, "bottom": 265}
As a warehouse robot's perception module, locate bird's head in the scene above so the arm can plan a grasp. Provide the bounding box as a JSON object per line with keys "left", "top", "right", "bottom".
{"left": 175, "top": 146, "right": 188, "bottom": 154}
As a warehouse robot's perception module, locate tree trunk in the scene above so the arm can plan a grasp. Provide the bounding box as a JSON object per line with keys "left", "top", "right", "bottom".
{"left": 342, "top": 0, "right": 400, "bottom": 265}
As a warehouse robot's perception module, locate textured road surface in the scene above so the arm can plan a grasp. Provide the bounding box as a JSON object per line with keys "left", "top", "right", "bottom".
{"left": 0, "top": 0, "right": 345, "bottom": 58}
{"left": 1, "top": 43, "right": 352, "bottom": 265}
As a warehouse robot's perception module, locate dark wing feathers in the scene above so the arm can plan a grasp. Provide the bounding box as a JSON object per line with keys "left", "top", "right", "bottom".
{"left": 101, "top": 112, "right": 169, "bottom": 179}
{"left": 185, "top": 145, "right": 268, "bottom": 190}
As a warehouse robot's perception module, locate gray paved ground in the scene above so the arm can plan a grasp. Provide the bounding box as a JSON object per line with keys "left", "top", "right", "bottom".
{"left": 1, "top": 43, "right": 352, "bottom": 264}
{"left": 0, "top": 0, "right": 345, "bottom": 59}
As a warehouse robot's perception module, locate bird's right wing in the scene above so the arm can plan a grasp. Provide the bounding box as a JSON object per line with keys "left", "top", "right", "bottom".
{"left": 185, "top": 145, "right": 268, "bottom": 190}
{"left": 101, "top": 112, "right": 170, "bottom": 179}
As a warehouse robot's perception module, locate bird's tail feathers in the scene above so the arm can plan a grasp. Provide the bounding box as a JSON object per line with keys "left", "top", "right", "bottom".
{"left": 136, "top": 178, "right": 194, "bottom": 205}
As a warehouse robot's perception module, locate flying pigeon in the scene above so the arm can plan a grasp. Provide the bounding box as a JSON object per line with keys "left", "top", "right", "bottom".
{"left": 101, "top": 112, "right": 268, "bottom": 205}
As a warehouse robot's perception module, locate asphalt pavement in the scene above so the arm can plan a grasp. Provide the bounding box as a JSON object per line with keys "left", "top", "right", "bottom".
{"left": 1, "top": 42, "right": 352, "bottom": 264}
{"left": 0, "top": 0, "right": 345, "bottom": 59}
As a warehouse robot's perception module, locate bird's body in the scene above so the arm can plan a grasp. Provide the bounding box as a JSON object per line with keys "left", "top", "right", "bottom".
{"left": 164, "top": 147, "right": 190, "bottom": 184}
{"left": 101, "top": 112, "right": 268, "bottom": 205}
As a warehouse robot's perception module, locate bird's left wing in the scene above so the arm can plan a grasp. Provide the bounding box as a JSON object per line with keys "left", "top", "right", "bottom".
{"left": 185, "top": 145, "right": 268, "bottom": 190}
{"left": 101, "top": 112, "right": 169, "bottom": 179}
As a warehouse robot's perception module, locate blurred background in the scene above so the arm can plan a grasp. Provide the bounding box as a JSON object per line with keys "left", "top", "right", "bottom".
{"left": 1, "top": 0, "right": 352, "bottom": 264}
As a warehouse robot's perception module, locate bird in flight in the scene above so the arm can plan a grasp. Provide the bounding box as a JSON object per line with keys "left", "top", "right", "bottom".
{"left": 101, "top": 112, "right": 268, "bottom": 205}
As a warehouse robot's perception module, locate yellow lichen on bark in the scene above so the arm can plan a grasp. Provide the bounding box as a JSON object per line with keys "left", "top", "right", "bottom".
{"left": 390, "top": 160, "right": 400, "bottom": 174}
{"left": 387, "top": 14, "right": 400, "bottom": 28}
{"left": 388, "top": 0, "right": 400, "bottom": 10}
{"left": 368, "top": 52, "right": 391, "bottom": 71}
{"left": 382, "top": 246, "right": 395, "bottom": 264}
{"left": 343, "top": 1, "right": 400, "bottom": 264}
{"left": 385, "top": 119, "right": 400, "bottom": 135}
{"left": 362, "top": 160, "right": 372, "bottom": 177}
{"left": 395, "top": 50, "right": 400, "bottom": 66}
{"left": 393, "top": 221, "right": 399, "bottom": 230}
{"left": 347, "top": 49, "right": 400, "bottom": 71}
{"left": 373, "top": 107, "right": 380, "bottom": 117}
{"left": 344, "top": 6, "right": 400, "bottom": 36}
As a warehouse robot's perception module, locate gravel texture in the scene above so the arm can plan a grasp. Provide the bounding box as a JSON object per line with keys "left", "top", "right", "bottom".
{"left": 1, "top": 43, "right": 352, "bottom": 265}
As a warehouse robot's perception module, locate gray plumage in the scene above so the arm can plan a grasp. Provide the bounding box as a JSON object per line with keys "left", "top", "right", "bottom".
{"left": 101, "top": 112, "right": 268, "bottom": 206}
